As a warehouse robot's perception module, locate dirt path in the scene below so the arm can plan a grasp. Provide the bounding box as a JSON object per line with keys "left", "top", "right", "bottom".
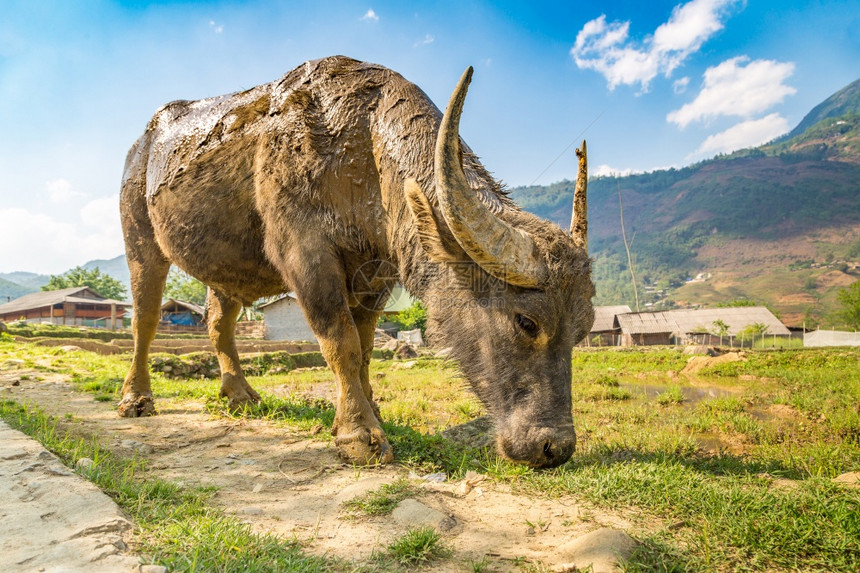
{"left": 1, "top": 370, "right": 645, "bottom": 572}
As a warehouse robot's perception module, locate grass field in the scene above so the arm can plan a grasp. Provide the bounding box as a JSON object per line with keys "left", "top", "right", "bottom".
{"left": 1, "top": 333, "right": 858, "bottom": 571}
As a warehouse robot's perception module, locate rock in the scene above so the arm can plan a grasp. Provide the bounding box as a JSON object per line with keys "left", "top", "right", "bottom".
{"left": 2, "top": 359, "right": 25, "bottom": 370}
{"left": 381, "top": 338, "right": 400, "bottom": 352}
{"left": 335, "top": 476, "right": 392, "bottom": 504}
{"left": 0, "top": 421, "right": 140, "bottom": 572}
{"left": 395, "top": 343, "right": 419, "bottom": 359}
{"left": 441, "top": 416, "right": 495, "bottom": 449}
{"left": 75, "top": 458, "right": 95, "bottom": 472}
{"left": 0, "top": 320, "right": 7, "bottom": 334}
{"left": 120, "top": 439, "right": 154, "bottom": 455}
{"left": 455, "top": 471, "right": 487, "bottom": 497}
{"left": 239, "top": 506, "right": 264, "bottom": 516}
{"left": 140, "top": 565, "right": 168, "bottom": 573}
{"left": 59, "top": 345, "right": 82, "bottom": 353}
{"left": 392, "top": 498, "right": 456, "bottom": 532}
{"left": 252, "top": 482, "right": 264, "bottom": 493}
{"left": 554, "top": 528, "right": 637, "bottom": 573}
{"left": 683, "top": 344, "right": 711, "bottom": 355}
{"left": 832, "top": 471, "right": 860, "bottom": 488}
{"left": 435, "top": 347, "right": 453, "bottom": 358}
{"left": 393, "top": 360, "right": 417, "bottom": 370}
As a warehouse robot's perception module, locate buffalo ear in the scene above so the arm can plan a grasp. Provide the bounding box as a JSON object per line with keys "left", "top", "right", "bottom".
{"left": 404, "top": 178, "right": 465, "bottom": 263}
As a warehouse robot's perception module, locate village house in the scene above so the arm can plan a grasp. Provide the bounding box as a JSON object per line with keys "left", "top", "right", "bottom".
{"left": 260, "top": 285, "right": 416, "bottom": 342}
{"left": 0, "top": 286, "right": 129, "bottom": 330}
{"left": 615, "top": 307, "right": 791, "bottom": 347}
{"left": 583, "top": 305, "right": 632, "bottom": 347}
{"left": 160, "top": 298, "right": 205, "bottom": 328}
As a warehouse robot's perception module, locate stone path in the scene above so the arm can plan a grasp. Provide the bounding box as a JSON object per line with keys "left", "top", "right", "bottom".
{"left": 0, "top": 421, "right": 141, "bottom": 572}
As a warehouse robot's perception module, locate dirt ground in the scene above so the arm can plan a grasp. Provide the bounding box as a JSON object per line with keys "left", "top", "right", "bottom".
{"left": 1, "top": 368, "right": 647, "bottom": 572}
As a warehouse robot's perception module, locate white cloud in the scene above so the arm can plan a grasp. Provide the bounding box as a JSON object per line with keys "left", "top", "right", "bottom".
{"left": 592, "top": 163, "right": 678, "bottom": 178}
{"left": 361, "top": 9, "right": 379, "bottom": 22}
{"left": 696, "top": 113, "right": 790, "bottom": 155}
{"left": 45, "top": 178, "right": 84, "bottom": 203}
{"left": 414, "top": 34, "right": 434, "bottom": 47}
{"left": 209, "top": 20, "right": 223, "bottom": 34}
{"left": 592, "top": 164, "right": 635, "bottom": 178}
{"left": 571, "top": 0, "right": 739, "bottom": 90}
{"left": 673, "top": 76, "right": 690, "bottom": 94}
{"left": 0, "top": 195, "right": 124, "bottom": 274}
{"left": 667, "top": 57, "right": 796, "bottom": 128}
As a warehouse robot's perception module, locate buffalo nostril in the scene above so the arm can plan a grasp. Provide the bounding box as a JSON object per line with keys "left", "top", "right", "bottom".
{"left": 543, "top": 441, "right": 554, "bottom": 459}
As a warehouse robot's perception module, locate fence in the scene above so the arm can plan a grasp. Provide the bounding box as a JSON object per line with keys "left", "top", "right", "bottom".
{"left": 155, "top": 320, "right": 265, "bottom": 338}
{"left": 578, "top": 332, "right": 804, "bottom": 348}
{"left": 804, "top": 329, "right": 860, "bottom": 347}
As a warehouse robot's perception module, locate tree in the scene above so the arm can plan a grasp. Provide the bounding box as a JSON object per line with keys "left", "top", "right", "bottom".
{"left": 837, "top": 281, "right": 860, "bottom": 329}
{"left": 42, "top": 266, "right": 127, "bottom": 300}
{"left": 163, "top": 268, "right": 207, "bottom": 306}
{"left": 389, "top": 301, "right": 427, "bottom": 334}
{"left": 712, "top": 319, "right": 730, "bottom": 344}
{"left": 737, "top": 322, "right": 769, "bottom": 345}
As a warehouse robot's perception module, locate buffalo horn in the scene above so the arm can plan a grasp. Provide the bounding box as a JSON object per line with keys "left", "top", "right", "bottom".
{"left": 570, "top": 140, "right": 588, "bottom": 252}
{"left": 434, "top": 67, "right": 546, "bottom": 288}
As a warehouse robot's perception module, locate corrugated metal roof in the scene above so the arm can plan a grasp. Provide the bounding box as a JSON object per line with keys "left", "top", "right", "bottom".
{"left": 259, "top": 286, "right": 416, "bottom": 314}
{"left": 617, "top": 307, "right": 790, "bottom": 336}
{"left": 161, "top": 298, "right": 205, "bottom": 316}
{"left": 0, "top": 287, "right": 130, "bottom": 317}
{"left": 592, "top": 305, "right": 632, "bottom": 332}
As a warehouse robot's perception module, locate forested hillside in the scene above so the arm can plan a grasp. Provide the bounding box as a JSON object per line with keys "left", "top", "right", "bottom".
{"left": 511, "top": 81, "right": 860, "bottom": 327}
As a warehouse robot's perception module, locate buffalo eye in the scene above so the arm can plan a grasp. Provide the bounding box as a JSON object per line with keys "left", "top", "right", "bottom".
{"left": 515, "top": 313, "right": 539, "bottom": 337}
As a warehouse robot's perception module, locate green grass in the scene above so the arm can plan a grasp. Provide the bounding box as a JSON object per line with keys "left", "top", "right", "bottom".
{"left": 383, "top": 526, "right": 450, "bottom": 567}
{"left": 340, "top": 478, "right": 415, "bottom": 519}
{"left": 656, "top": 386, "right": 685, "bottom": 406}
{"left": 0, "top": 400, "right": 338, "bottom": 572}
{"left": 3, "top": 338, "right": 859, "bottom": 571}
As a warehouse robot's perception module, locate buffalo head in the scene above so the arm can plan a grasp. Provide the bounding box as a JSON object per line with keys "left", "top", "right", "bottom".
{"left": 404, "top": 67, "right": 594, "bottom": 468}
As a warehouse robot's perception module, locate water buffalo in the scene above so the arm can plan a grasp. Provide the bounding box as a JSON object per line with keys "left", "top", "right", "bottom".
{"left": 119, "top": 56, "right": 594, "bottom": 468}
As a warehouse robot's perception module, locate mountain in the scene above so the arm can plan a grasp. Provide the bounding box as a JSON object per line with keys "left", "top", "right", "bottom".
{"left": 82, "top": 255, "right": 131, "bottom": 296}
{"left": 0, "top": 271, "right": 50, "bottom": 291}
{"left": 786, "top": 78, "right": 860, "bottom": 139}
{"left": 0, "top": 277, "right": 36, "bottom": 302}
{"left": 511, "top": 78, "right": 860, "bottom": 328}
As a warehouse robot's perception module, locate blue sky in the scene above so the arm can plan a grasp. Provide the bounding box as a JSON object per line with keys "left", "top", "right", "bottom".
{"left": 1, "top": 0, "right": 858, "bottom": 274}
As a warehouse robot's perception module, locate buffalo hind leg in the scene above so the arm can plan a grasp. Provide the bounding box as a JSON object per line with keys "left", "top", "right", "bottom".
{"left": 352, "top": 296, "right": 388, "bottom": 424}
{"left": 207, "top": 289, "right": 261, "bottom": 410}
{"left": 118, "top": 220, "right": 170, "bottom": 417}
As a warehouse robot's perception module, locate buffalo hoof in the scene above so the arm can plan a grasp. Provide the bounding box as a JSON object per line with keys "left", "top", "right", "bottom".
{"left": 117, "top": 393, "right": 156, "bottom": 418}
{"left": 224, "top": 392, "right": 261, "bottom": 412}
{"left": 334, "top": 426, "right": 394, "bottom": 465}
{"left": 219, "top": 374, "right": 261, "bottom": 411}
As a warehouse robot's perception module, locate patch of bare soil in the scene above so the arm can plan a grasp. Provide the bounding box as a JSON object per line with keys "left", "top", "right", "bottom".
{"left": 816, "top": 270, "right": 856, "bottom": 290}
{"left": 681, "top": 352, "right": 745, "bottom": 375}
{"left": 1, "top": 371, "right": 650, "bottom": 571}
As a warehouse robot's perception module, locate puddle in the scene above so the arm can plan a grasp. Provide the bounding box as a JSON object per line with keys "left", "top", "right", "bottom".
{"left": 621, "top": 383, "right": 737, "bottom": 405}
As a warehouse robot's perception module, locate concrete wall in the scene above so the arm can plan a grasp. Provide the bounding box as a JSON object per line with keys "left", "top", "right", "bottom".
{"left": 262, "top": 298, "right": 317, "bottom": 342}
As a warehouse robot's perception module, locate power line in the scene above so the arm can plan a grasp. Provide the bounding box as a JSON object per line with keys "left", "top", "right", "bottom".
{"left": 528, "top": 110, "right": 605, "bottom": 186}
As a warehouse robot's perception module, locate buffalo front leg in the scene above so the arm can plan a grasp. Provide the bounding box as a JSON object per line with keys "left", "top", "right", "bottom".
{"left": 287, "top": 258, "right": 393, "bottom": 464}
{"left": 207, "top": 289, "right": 261, "bottom": 410}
